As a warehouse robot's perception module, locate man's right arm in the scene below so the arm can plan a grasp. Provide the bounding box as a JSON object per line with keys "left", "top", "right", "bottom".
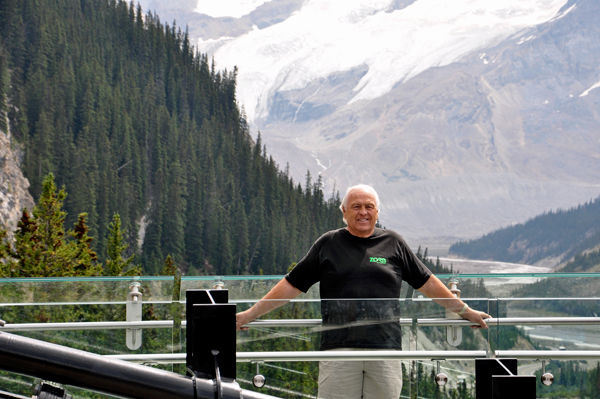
{"left": 236, "top": 278, "right": 303, "bottom": 331}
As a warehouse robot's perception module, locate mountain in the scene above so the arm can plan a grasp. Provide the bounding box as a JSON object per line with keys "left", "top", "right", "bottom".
{"left": 137, "top": 0, "right": 600, "bottom": 245}
{"left": 449, "top": 195, "right": 600, "bottom": 267}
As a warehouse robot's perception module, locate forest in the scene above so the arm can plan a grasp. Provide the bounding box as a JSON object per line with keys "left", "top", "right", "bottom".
{"left": 0, "top": 0, "right": 343, "bottom": 277}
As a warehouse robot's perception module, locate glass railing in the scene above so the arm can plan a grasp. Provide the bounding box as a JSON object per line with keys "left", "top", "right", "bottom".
{"left": 1, "top": 273, "right": 600, "bottom": 399}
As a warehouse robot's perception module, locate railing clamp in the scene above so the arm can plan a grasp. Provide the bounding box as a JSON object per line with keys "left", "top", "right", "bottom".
{"left": 252, "top": 361, "right": 266, "bottom": 388}
{"left": 446, "top": 279, "right": 463, "bottom": 346}
{"left": 435, "top": 360, "right": 448, "bottom": 386}
{"left": 540, "top": 360, "right": 554, "bottom": 386}
{"left": 126, "top": 280, "right": 143, "bottom": 350}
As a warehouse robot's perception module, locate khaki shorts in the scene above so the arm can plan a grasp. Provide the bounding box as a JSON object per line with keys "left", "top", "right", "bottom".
{"left": 318, "top": 349, "right": 403, "bottom": 399}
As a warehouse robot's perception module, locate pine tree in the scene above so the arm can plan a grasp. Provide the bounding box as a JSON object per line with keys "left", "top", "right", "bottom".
{"left": 160, "top": 254, "right": 180, "bottom": 301}
{"left": 0, "top": 228, "right": 16, "bottom": 277}
{"left": 1, "top": 174, "right": 101, "bottom": 277}
{"left": 104, "top": 213, "right": 140, "bottom": 276}
{"left": 69, "top": 212, "right": 102, "bottom": 275}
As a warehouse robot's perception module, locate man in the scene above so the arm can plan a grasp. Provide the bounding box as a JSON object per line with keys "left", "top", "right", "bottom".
{"left": 236, "top": 184, "right": 490, "bottom": 399}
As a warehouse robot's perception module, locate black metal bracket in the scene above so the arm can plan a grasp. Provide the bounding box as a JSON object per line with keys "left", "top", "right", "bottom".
{"left": 186, "top": 289, "right": 236, "bottom": 382}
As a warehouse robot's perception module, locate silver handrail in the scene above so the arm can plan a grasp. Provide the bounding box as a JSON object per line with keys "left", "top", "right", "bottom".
{"left": 495, "top": 350, "right": 600, "bottom": 360}
{"left": 0, "top": 320, "right": 173, "bottom": 332}
{"left": 2, "top": 317, "right": 599, "bottom": 331}
{"left": 418, "top": 317, "right": 600, "bottom": 326}
{"left": 245, "top": 317, "right": 600, "bottom": 328}
{"left": 107, "top": 350, "right": 487, "bottom": 364}
{"left": 105, "top": 350, "right": 600, "bottom": 364}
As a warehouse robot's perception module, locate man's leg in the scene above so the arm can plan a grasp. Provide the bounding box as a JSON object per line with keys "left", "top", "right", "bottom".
{"left": 362, "top": 359, "right": 403, "bottom": 399}
{"left": 318, "top": 359, "right": 364, "bottom": 399}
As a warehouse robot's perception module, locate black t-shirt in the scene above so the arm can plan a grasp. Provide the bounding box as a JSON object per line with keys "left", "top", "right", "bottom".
{"left": 286, "top": 228, "right": 431, "bottom": 350}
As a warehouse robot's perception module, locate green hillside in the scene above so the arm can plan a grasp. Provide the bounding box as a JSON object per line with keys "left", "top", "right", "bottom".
{"left": 0, "top": 0, "right": 343, "bottom": 275}
{"left": 449, "top": 196, "right": 600, "bottom": 266}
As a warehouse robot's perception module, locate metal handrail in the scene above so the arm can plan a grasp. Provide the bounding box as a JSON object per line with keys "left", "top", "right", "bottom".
{"left": 0, "top": 332, "right": 278, "bottom": 399}
{"left": 246, "top": 317, "right": 600, "bottom": 328}
{"left": 0, "top": 320, "right": 174, "bottom": 332}
{"left": 106, "top": 350, "right": 600, "bottom": 364}
{"left": 107, "top": 350, "right": 488, "bottom": 364}
{"left": 495, "top": 350, "right": 600, "bottom": 360}
{"left": 2, "top": 317, "right": 599, "bottom": 331}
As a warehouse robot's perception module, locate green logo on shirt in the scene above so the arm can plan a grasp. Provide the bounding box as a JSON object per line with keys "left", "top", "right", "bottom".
{"left": 369, "top": 257, "right": 387, "bottom": 264}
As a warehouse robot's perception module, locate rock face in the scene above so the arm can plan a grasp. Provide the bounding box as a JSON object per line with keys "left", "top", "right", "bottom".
{"left": 136, "top": 0, "right": 305, "bottom": 41}
{"left": 0, "top": 127, "right": 35, "bottom": 236}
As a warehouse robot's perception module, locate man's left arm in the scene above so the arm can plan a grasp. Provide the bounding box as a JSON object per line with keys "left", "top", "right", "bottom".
{"left": 417, "top": 275, "right": 491, "bottom": 329}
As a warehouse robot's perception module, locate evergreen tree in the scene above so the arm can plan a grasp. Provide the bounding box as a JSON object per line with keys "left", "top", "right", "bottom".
{"left": 160, "top": 254, "right": 180, "bottom": 300}
{"left": 69, "top": 212, "right": 102, "bottom": 275}
{"left": 104, "top": 213, "right": 140, "bottom": 276}
{"left": 0, "top": 173, "right": 101, "bottom": 277}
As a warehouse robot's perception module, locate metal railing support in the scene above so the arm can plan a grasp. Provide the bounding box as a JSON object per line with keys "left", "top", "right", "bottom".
{"left": 126, "top": 280, "right": 143, "bottom": 350}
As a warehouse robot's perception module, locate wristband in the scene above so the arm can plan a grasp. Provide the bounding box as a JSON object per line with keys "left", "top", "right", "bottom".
{"left": 457, "top": 304, "right": 469, "bottom": 316}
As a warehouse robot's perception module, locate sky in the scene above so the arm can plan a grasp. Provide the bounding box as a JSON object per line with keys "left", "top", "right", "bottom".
{"left": 194, "top": 0, "right": 570, "bottom": 122}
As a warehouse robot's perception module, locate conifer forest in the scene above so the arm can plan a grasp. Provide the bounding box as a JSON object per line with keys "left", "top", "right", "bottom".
{"left": 0, "top": 0, "right": 344, "bottom": 276}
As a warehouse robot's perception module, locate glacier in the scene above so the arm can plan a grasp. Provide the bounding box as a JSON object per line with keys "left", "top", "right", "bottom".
{"left": 197, "top": 0, "right": 570, "bottom": 122}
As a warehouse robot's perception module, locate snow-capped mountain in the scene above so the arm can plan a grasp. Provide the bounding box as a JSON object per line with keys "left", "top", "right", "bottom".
{"left": 137, "top": 0, "right": 600, "bottom": 247}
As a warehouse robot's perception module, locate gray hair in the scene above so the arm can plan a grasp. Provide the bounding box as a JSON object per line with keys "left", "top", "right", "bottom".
{"left": 339, "top": 184, "right": 381, "bottom": 225}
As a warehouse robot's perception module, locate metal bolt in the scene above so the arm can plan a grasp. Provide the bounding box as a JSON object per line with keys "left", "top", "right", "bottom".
{"left": 435, "top": 373, "right": 449, "bottom": 386}
{"left": 253, "top": 374, "right": 266, "bottom": 388}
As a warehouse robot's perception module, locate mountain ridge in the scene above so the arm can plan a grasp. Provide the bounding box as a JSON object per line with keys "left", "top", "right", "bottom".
{"left": 449, "top": 195, "right": 600, "bottom": 267}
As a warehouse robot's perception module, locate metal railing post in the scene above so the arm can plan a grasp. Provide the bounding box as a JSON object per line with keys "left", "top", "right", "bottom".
{"left": 410, "top": 318, "right": 418, "bottom": 399}
{"left": 126, "top": 280, "right": 143, "bottom": 350}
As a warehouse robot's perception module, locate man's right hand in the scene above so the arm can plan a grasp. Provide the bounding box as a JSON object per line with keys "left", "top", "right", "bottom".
{"left": 236, "top": 310, "right": 253, "bottom": 331}
{"left": 234, "top": 278, "right": 303, "bottom": 331}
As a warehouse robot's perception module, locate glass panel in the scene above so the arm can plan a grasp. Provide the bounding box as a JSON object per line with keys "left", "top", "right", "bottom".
{"left": 0, "top": 276, "right": 175, "bottom": 304}
{"left": 0, "top": 277, "right": 178, "bottom": 398}
{"left": 180, "top": 275, "right": 321, "bottom": 302}
{"left": 0, "top": 277, "right": 176, "bottom": 353}
{"left": 2, "top": 274, "right": 600, "bottom": 399}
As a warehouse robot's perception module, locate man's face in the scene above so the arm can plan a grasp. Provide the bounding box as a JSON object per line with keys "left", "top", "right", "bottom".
{"left": 343, "top": 188, "right": 379, "bottom": 238}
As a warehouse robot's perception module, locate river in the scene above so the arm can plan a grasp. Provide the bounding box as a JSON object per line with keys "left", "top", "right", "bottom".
{"left": 436, "top": 257, "right": 552, "bottom": 274}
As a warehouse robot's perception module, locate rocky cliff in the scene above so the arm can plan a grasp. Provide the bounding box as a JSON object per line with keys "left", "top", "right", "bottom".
{"left": 0, "top": 125, "right": 35, "bottom": 236}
